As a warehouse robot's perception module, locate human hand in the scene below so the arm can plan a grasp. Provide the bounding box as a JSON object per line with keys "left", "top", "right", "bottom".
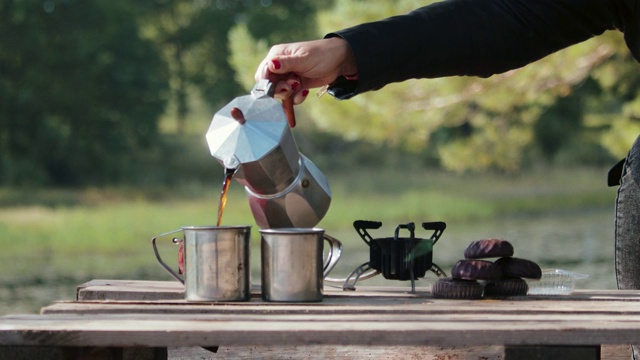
{"left": 254, "top": 37, "right": 357, "bottom": 104}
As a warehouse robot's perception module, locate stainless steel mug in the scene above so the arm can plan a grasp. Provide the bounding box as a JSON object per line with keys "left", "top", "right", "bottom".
{"left": 152, "top": 226, "right": 251, "bottom": 302}
{"left": 260, "top": 228, "right": 342, "bottom": 302}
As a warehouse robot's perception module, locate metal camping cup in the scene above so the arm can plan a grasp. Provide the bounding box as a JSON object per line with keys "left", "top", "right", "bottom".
{"left": 260, "top": 228, "right": 342, "bottom": 302}
{"left": 151, "top": 226, "right": 251, "bottom": 302}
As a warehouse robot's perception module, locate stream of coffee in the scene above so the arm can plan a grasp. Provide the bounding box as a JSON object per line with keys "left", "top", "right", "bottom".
{"left": 217, "top": 168, "right": 235, "bottom": 226}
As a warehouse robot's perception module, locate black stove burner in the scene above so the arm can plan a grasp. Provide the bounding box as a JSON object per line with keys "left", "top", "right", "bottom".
{"left": 343, "top": 220, "right": 447, "bottom": 292}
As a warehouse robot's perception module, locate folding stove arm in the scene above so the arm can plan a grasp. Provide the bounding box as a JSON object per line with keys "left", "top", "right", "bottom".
{"left": 353, "top": 220, "right": 382, "bottom": 245}
{"left": 324, "top": 221, "right": 382, "bottom": 288}
{"left": 422, "top": 221, "right": 446, "bottom": 245}
{"left": 430, "top": 262, "right": 448, "bottom": 278}
{"left": 423, "top": 222, "right": 448, "bottom": 277}
{"left": 340, "top": 262, "right": 379, "bottom": 291}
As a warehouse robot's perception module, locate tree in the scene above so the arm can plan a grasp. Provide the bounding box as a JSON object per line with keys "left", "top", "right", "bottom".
{"left": 230, "top": 0, "right": 639, "bottom": 172}
{"left": 0, "top": 0, "right": 169, "bottom": 185}
{"left": 141, "top": 0, "right": 328, "bottom": 134}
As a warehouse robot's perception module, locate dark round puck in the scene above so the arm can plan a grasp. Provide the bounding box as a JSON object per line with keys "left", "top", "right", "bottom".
{"left": 464, "top": 238, "right": 514, "bottom": 259}
{"left": 494, "top": 257, "right": 542, "bottom": 280}
{"left": 432, "top": 277, "right": 484, "bottom": 299}
{"left": 484, "top": 277, "right": 529, "bottom": 297}
{"left": 451, "top": 259, "right": 502, "bottom": 281}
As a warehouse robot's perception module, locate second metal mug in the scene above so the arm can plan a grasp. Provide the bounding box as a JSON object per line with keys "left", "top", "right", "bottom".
{"left": 152, "top": 225, "right": 251, "bottom": 302}
{"left": 260, "top": 228, "right": 342, "bottom": 302}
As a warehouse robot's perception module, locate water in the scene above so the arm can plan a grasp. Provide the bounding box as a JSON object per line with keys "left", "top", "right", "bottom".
{"left": 0, "top": 207, "right": 616, "bottom": 315}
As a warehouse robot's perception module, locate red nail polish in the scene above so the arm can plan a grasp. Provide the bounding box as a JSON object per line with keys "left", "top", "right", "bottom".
{"left": 302, "top": 89, "right": 309, "bottom": 97}
{"left": 291, "top": 82, "right": 299, "bottom": 91}
{"left": 280, "top": 88, "right": 288, "bottom": 92}
{"left": 272, "top": 59, "right": 281, "bottom": 70}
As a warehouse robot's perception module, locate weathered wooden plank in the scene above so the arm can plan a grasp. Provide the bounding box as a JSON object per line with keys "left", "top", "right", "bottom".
{"left": 169, "top": 345, "right": 505, "bottom": 360}
{"left": 38, "top": 302, "right": 640, "bottom": 325}
{"left": 77, "top": 280, "right": 185, "bottom": 301}
{"left": 168, "top": 344, "right": 632, "bottom": 360}
{"left": 602, "top": 344, "right": 632, "bottom": 360}
{"left": 41, "top": 297, "right": 640, "bottom": 317}
{"left": 0, "top": 344, "right": 630, "bottom": 360}
{"left": 2, "top": 313, "right": 640, "bottom": 347}
{"left": 75, "top": 280, "right": 434, "bottom": 301}
{"left": 76, "top": 279, "right": 640, "bottom": 302}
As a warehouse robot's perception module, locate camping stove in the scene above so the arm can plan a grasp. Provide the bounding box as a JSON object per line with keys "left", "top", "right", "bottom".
{"left": 338, "top": 221, "right": 447, "bottom": 293}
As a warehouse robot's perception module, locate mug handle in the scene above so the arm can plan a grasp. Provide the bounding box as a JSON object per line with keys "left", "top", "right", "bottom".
{"left": 151, "top": 229, "right": 185, "bottom": 285}
{"left": 322, "top": 234, "right": 343, "bottom": 278}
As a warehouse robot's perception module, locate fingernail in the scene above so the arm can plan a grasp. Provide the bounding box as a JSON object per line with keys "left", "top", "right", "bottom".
{"left": 272, "top": 59, "right": 281, "bottom": 70}
{"left": 280, "top": 87, "right": 288, "bottom": 92}
{"left": 291, "top": 81, "right": 299, "bottom": 91}
{"left": 302, "top": 89, "right": 309, "bottom": 97}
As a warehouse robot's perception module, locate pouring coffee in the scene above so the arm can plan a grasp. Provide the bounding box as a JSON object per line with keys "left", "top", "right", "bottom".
{"left": 206, "top": 80, "right": 331, "bottom": 229}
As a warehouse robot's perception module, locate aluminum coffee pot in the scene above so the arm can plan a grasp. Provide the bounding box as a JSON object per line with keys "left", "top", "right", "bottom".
{"left": 206, "top": 80, "right": 331, "bottom": 228}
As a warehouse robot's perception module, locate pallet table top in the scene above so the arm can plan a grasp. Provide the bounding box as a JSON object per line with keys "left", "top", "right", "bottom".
{"left": 2, "top": 279, "right": 640, "bottom": 348}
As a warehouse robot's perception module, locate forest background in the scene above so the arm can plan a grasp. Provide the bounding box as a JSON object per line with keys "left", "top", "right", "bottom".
{"left": 3, "top": 0, "right": 639, "bottom": 185}
{"left": 0, "top": 0, "right": 638, "bottom": 314}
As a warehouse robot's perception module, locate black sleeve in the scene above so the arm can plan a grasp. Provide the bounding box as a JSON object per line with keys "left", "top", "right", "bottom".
{"left": 327, "top": 0, "right": 639, "bottom": 99}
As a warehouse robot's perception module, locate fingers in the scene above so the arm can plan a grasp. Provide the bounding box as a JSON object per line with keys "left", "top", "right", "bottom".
{"left": 293, "top": 89, "right": 310, "bottom": 104}
{"left": 274, "top": 83, "right": 310, "bottom": 104}
{"left": 272, "top": 74, "right": 301, "bottom": 100}
{"left": 276, "top": 86, "right": 309, "bottom": 104}
{"left": 273, "top": 84, "right": 310, "bottom": 105}
{"left": 273, "top": 81, "right": 290, "bottom": 99}
{"left": 254, "top": 40, "right": 337, "bottom": 105}
{"left": 254, "top": 44, "right": 291, "bottom": 83}
{"left": 254, "top": 60, "right": 279, "bottom": 84}
{"left": 269, "top": 59, "right": 284, "bottom": 74}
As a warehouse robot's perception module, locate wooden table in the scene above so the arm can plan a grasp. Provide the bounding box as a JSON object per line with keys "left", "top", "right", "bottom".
{"left": 0, "top": 279, "right": 637, "bottom": 359}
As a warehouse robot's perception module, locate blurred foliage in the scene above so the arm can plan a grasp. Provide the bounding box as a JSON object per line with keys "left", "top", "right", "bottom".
{"left": 0, "top": 0, "right": 169, "bottom": 185}
{"left": 1, "top": 0, "right": 638, "bottom": 187}
{"left": 0, "top": 0, "right": 326, "bottom": 186}
{"left": 231, "top": 0, "right": 639, "bottom": 172}
{"left": 138, "top": 0, "right": 327, "bottom": 132}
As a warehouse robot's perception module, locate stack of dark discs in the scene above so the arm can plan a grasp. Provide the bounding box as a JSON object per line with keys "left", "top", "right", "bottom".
{"left": 432, "top": 238, "right": 542, "bottom": 299}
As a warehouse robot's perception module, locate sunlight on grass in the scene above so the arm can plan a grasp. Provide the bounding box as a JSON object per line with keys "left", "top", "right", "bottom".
{"left": 1, "top": 166, "right": 615, "bottom": 249}
{"left": 321, "top": 189, "right": 495, "bottom": 229}
{"left": 319, "top": 165, "right": 615, "bottom": 228}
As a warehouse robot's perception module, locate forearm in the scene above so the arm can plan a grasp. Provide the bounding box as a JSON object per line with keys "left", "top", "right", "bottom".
{"left": 330, "top": 0, "right": 639, "bottom": 97}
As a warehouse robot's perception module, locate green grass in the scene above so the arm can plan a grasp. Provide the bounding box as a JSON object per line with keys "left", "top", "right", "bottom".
{"left": 319, "top": 165, "right": 615, "bottom": 228}
{"left": 0, "top": 165, "right": 615, "bottom": 259}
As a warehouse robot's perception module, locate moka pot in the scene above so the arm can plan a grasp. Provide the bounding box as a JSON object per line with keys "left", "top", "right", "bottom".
{"left": 206, "top": 80, "right": 331, "bottom": 228}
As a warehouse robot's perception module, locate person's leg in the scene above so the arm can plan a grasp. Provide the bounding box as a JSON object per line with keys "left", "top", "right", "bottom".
{"left": 616, "top": 138, "right": 640, "bottom": 288}
{"left": 614, "top": 135, "right": 640, "bottom": 359}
